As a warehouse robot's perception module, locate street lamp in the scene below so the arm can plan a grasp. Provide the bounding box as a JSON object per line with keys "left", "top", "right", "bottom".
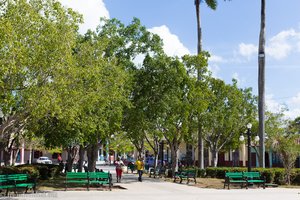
{"left": 239, "top": 123, "right": 259, "bottom": 172}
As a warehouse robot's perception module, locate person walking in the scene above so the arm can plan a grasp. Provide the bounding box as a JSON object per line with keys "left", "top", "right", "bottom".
{"left": 136, "top": 157, "right": 144, "bottom": 182}
{"left": 115, "top": 158, "right": 124, "bottom": 183}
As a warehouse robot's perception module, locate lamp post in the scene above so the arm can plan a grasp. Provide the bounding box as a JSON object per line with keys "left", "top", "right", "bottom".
{"left": 239, "top": 123, "right": 259, "bottom": 172}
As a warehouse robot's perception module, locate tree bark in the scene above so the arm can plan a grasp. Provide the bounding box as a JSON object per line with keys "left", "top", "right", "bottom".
{"left": 87, "top": 143, "right": 98, "bottom": 172}
{"left": 170, "top": 140, "right": 179, "bottom": 176}
{"left": 258, "top": 0, "right": 266, "bottom": 168}
{"left": 77, "top": 145, "right": 85, "bottom": 172}
{"left": 197, "top": 124, "right": 204, "bottom": 169}
{"left": 66, "top": 146, "right": 78, "bottom": 172}
{"left": 211, "top": 149, "right": 218, "bottom": 167}
{"left": 195, "top": 0, "right": 204, "bottom": 169}
{"left": 3, "top": 149, "right": 10, "bottom": 166}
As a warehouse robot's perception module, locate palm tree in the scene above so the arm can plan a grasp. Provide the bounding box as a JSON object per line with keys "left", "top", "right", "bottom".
{"left": 258, "top": 0, "right": 266, "bottom": 168}
{"left": 194, "top": 0, "right": 217, "bottom": 169}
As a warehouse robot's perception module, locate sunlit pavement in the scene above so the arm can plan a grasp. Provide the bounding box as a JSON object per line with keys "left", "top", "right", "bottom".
{"left": 7, "top": 165, "right": 300, "bottom": 200}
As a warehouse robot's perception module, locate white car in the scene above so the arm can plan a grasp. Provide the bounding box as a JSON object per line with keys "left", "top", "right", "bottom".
{"left": 36, "top": 157, "right": 52, "bottom": 164}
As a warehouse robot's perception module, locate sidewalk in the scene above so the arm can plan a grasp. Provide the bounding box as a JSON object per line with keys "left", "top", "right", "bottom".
{"left": 6, "top": 166, "right": 300, "bottom": 200}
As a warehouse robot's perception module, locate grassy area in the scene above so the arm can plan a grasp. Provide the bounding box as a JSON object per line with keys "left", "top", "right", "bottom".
{"left": 195, "top": 178, "right": 225, "bottom": 189}
{"left": 38, "top": 177, "right": 66, "bottom": 191}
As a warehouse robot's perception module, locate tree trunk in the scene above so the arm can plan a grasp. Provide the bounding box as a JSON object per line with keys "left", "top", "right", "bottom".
{"left": 258, "top": 0, "right": 266, "bottom": 168}
{"left": 154, "top": 153, "right": 158, "bottom": 170}
{"left": 3, "top": 149, "right": 10, "bottom": 166}
{"left": 87, "top": 143, "right": 98, "bottom": 172}
{"left": 195, "top": 0, "right": 202, "bottom": 54}
{"left": 66, "top": 146, "right": 79, "bottom": 172}
{"left": 170, "top": 141, "right": 179, "bottom": 177}
{"left": 197, "top": 124, "right": 204, "bottom": 169}
{"left": 195, "top": 0, "right": 204, "bottom": 170}
{"left": 12, "top": 149, "right": 19, "bottom": 165}
{"left": 211, "top": 149, "right": 218, "bottom": 167}
{"left": 77, "top": 145, "right": 85, "bottom": 172}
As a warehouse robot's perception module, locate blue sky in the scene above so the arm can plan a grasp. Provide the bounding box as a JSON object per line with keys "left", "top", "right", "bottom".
{"left": 59, "top": 0, "right": 300, "bottom": 119}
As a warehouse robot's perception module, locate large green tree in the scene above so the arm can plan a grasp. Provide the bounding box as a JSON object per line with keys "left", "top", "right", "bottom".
{"left": 134, "top": 54, "right": 192, "bottom": 174}
{"left": 0, "top": 0, "right": 81, "bottom": 165}
{"left": 32, "top": 18, "right": 164, "bottom": 171}
{"left": 202, "top": 78, "right": 256, "bottom": 167}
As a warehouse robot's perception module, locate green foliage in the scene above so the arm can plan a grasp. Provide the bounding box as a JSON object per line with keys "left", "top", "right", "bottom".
{"left": 204, "top": 0, "right": 218, "bottom": 10}
{"left": 202, "top": 78, "right": 256, "bottom": 166}
{"left": 0, "top": 166, "right": 21, "bottom": 174}
{"left": 272, "top": 133, "right": 300, "bottom": 184}
{"left": 289, "top": 116, "right": 300, "bottom": 134}
{"left": 16, "top": 164, "right": 61, "bottom": 180}
{"left": 0, "top": 0, "right": 82, "bottom": 164}
{"left": 16, "top": 165, "right": 40, "bottom": 179}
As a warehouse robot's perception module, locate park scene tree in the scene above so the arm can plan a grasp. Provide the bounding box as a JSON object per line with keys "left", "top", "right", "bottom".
{"left": 0, "top": 0, "right": 300, "bottom": 190}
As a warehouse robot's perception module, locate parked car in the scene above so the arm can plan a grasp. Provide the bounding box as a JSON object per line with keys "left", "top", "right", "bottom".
{"left": 36, "top": 156, "right": 52, "bottom": 164}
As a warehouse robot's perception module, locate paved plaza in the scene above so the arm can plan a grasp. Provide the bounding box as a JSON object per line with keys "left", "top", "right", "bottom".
{"left": 4, "top": 165, "right": 300, "bottom": 200}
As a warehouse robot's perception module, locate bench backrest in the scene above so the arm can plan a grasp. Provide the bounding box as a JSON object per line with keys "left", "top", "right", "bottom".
{"left": 186, "top": 170, "right": 196, "bottom": 175}
{"left": 225, "top": 172, "right": 244, "bottom": 178}
{"left": 7, "top": 174, "right": 29, "bottom": 182}
{"left": 88, "top": 172, "right": 110, "bottom": 179}
{"left": 0, "top": 175, "right": 8, "bottom": 183}
{"left": 243, "top": 172, "right": 261, "bottom": 178}
{"left": 66, "top": 172, "right": 88, "bottom": 179}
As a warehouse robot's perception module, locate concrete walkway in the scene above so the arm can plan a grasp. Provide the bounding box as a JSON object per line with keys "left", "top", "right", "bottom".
{"left": 5, "top": 165, "right": 300, "bottom": 200}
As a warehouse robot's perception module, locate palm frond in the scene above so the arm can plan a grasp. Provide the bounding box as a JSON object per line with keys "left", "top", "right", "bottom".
{"left": 204, "top": 0, "right": 217, "bottom": 10}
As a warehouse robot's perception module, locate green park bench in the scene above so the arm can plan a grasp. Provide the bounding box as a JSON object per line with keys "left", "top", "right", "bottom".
{"left": 65, "top": 171, "right": 112, "bottom": 191}
{"left": 88, "top": 172, "right": 112, "bottom": 191}
{"left": 65, "top": 172, "right": 89, "bottom": 191}
{"left": 174, "top": 169, "right": 197, "bottom": 184}
{"left": 149, "top": 168, "right": 166, "bottom": 178}
{"left": 224, "top": 172, "right": 247, "bottom": 189}
{"left": 243, "top": 172, "right": 266, "bottom": 189}
{"left": 0, "top": 174, "right": 36, "bottom": 196}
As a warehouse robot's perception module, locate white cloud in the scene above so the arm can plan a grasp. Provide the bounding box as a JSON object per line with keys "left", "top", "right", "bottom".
{"left": 289, "top": 92, "right": 300, "bottom": 106}
{"left": 284, "top": 92, "right": 300, "bottom": 119}
{"left": 232, "top": 72, "right": 245, "bottom": 86}
{"left": 208, "top": 64, "right": 220, "bottom": 78}
{"left": 266, "top": 94, "right": 286, "bottom": 113}
{"left": 237, "top": 29, "right": 300, "bottom": 60}
{"left": 266, "top": 29, "right": 297, "bottom": 60}
{"left": 297, "top": 41, "right": 300, "bottom": 52}
{"left": 285, "top": 109, "right": 300, "bottom": 119}
{"left": 209, "top": 55, "right": 226, "bottom": 63}
{"left": 266, "top": 93, "right": 300, "bottom": 119}
{"left": 148, "top": 25, "right": 190, "bottom": 57}
{"left": 238, "top": 43, "right": 257, "bottom": 59}
{"left": 232, "top": 72, "right": 239, "bottom": 81}
{"left": 59, "top": 0, "right": 109, "bottom": 33}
